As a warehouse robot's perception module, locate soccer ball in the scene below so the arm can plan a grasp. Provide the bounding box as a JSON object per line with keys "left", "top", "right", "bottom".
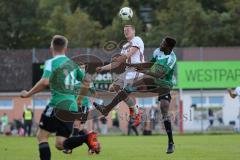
{"left": 119, "top": 7, "right": 133, "bottom": 20}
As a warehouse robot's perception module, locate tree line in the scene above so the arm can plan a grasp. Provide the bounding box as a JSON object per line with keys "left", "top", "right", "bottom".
{"left": 0, "top": 0, "right": 239, "bottom": 49}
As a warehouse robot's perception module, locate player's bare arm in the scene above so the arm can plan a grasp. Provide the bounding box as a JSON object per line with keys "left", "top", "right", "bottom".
{"left": 96, "top": 62, "right": 125, "bottom": 73}
{"left": 96, "top": 63, "right": 112, "bottom": 72}
{"left": 20, "top": 78, "right": 49, "bottom": 98}
{"left": 112, "top": 46, "right": 139, "bottom": 62}
{"left": 96, "top": 46, "right": 140, "bottom": 73}
{"left": 96, "top": 48, "right": 138, "bottom": 73}
{"left": 125, "top": 62, "right": 154, "bottom": 70}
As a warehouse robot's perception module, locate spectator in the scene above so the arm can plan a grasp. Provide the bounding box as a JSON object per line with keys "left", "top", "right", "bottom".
{"left": 92, "top": 109, "right": 100, "bottom": 131}
{"left": 127, "top": 108, "right": 139, "bottom": 136}
{"left": 111, "top": 110, "right": 119, "bottom": 128}
{"left": 100, "top": 117, "right": 108, "bottom": 135}
{"left": 208, "top": 108, "right": 214, "bottom": 126}
{"left": 1, "top": 113, "right": 9, "bottom": 134}
{"left": 149, "top": 106, "right": 157, "bottom": 130}
{"left": 23, "top": 106, "right": 33, "bottom": 136}
{"left": 216, "top": 110, "right": 223, "bottom": 125}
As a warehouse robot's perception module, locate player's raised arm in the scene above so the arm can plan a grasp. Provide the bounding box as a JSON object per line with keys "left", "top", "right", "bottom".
{"left": 96, "top": 54, "right": 127, "bottom": 73}
{"left": 112, "top": 46, "right": 139, "bottom": 63}
{"left": 96, "top": 63, "right": 112, "bottom": 72}
{"left": 125, "top": 62, "right": 154, "bottom": 70}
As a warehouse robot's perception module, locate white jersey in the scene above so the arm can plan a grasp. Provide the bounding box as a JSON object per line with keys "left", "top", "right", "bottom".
{"left": 121, "top": 36, "right": 144, "bottom": 64}
{"left": 121, "top": 36, "right": 144, "bottom": 80}
{"left": 234, "top": 87, "right": 240, "bottom": 96}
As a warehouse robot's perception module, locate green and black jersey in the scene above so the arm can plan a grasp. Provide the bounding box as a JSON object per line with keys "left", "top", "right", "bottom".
{"left": 150, "top": 48, "right": 177, "bottom": 88}
{"left": 42, "top": 55, "right": 85, "bottom": 112}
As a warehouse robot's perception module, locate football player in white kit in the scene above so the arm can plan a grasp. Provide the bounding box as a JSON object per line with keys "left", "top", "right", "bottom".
{"left": 96, "top": 25, "right": 144, "bottom": 116}
{"left": 228, "top": 87, "right": 240, "bottom": 132}
{"left": 228, "top": 87, "right": 240, "bottom": 98}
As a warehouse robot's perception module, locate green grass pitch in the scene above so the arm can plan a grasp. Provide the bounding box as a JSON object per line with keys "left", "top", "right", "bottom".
{"left": 0, "top": 134, "right": 240, "bottom": 160}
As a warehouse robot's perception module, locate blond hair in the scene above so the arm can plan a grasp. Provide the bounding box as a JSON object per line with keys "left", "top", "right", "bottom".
{"left": 50, "top": 35, "right": 68, "bottom": 52}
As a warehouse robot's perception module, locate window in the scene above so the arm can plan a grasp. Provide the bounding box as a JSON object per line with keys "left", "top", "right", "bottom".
{"left": 191, "top": 96, "right": 207, "bottom": 105}
{"left": 33, "top": 98, "right": 48, "bottom": 109}
{"left": 0, "top": 99, "right": 13, "bottom": 109}
{"left": 137, "top": 97, "right": 156, "bottom": 107}
{"left": 209, "top": 96, "right": 224, "bottom": 104}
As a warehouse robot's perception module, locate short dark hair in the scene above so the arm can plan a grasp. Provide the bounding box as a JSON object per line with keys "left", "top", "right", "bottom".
{"left": 51, "top": 35, "right": 68, "bottom": 51}
{"left": 124, "top": 25, "right": 135, "bottom": 30}
{"left": 165, "top": 36, "right": 176, "bottom": 48}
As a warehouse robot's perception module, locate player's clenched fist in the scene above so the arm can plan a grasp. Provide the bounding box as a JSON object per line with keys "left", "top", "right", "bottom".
{"left": 20, "top": 90, "right": 29, "bottom": 98}
{"left": 96, "top": 67, "right": 103, "bottom": 73}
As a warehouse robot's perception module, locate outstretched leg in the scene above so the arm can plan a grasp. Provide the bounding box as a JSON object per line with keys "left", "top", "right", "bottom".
{"left": 94, "top": 88, "right": 130, "bottom": 116}
{"left": 94, "top": 76, "right": 170, "bottom": 116}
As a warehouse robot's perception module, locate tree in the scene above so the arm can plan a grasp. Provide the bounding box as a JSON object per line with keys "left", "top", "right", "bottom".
{"left": 144, "top": 0, "right": 236, "bottom": 47}
{"left": 68, "top": 0, "right": 123, "bottom": 27}
{"left": 197, "top": 0, "right": 227, "bottom": 12}
{"left": 1, "top": 0, "right": 240, "bottom": 48}
{"left": 224, "top": 0, "right": 240, "bottom": 45}
{"left": 145, "top": 0, "right": 202, "bottom": 46}
{"left": 64, "top": 8, "right": 102, "bottom": 47}
{"left": 0, "top": 0, "right": 40, "bottom": 49}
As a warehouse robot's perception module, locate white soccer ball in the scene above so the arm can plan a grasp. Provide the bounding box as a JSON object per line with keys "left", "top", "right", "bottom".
{"left": 119, "top": 7, "right": 133, "bottom": 20}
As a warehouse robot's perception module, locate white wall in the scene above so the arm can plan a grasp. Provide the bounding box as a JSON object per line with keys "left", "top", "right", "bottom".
{"left": 181, "top": 90, "right": 240, "bottom": 131}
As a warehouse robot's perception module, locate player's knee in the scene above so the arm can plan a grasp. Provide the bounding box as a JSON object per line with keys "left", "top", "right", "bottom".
{"left": 36, "top": 132, "right": 41, "bottom": 141}
{"left": 160, "top": 99, "right": 169, "bottom": 110}
{"left": 55, "top": 141, "right": 64, "bottom": 150}
{"left": 36, "top": 131, "right": 47, "bottom": 143}
{"left": 124, "top": 97, "right": 135, "bottom": 107}
{"left": 73, "top": 120, "right": 81, "bottom": 128}
{"left": 109, "top": 84, "right": 120, "bottom": 92}
{"left": 161, "top": 113, "right": 170, "bottom": 121}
